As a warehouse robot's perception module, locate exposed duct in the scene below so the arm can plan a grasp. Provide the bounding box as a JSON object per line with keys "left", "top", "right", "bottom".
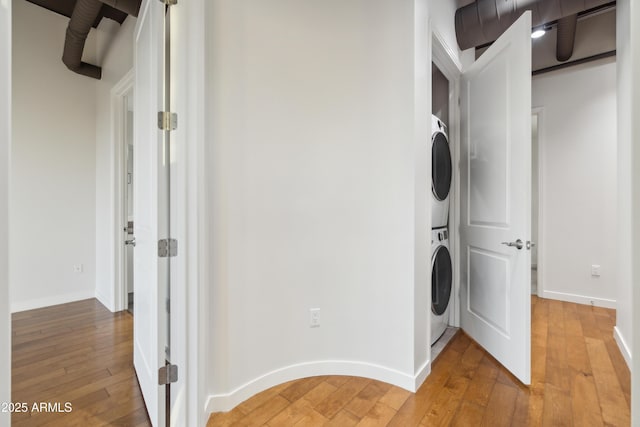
{"left": 62, "top": 0, "right": 103, "bottom": 79}
{"left": 556, "top": 14, "right": 578, "bottom": 62}
{"left": 455, "top": 0, "right": 613, "bottom": 51}
{"left": 62, "top": 0, "right": 141, "bottom": 79}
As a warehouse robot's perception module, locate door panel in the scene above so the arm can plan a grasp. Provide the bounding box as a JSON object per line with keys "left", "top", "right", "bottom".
{"left": 133, "top": 0, "right": 167, "bottom": 425}
{"left": 460, "top": 11, "right": 532, "bottom": 385}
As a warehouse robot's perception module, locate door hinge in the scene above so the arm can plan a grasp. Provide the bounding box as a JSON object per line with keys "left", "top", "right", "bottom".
{"left": 158, "top": 364, "right": 178, "bottom": 385}
{"left": 157, "top": 111, "right": 177, "bottom": 131}
{"left": 158, "top": 0, "right": 178, "bottom": 5}
{"left": 158, "top": 239, "right": 178, "bottom": 257}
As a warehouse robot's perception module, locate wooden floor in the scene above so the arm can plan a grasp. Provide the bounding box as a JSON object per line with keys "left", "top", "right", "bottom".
{"left": 11, "top": 299, "right": 151, "bottom": 426}
{"left": 208, "top": 296, "right": 631, "bottom": 426}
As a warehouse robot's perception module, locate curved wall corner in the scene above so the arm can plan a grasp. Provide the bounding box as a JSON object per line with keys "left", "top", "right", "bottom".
{"left": 205, "top": 359, "right": 429, "bottom": 414}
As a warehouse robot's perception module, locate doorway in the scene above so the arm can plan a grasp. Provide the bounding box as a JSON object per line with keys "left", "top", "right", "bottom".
{"left": 431, "top": 60, "right": 456, "bottom": 358}
{"left": 112, "top": 69, "right": 136, "bottom": 314}
{"left": 531, "top": 109, "right": 541, "bottom": 296}
{"left": 430, "top": 32, "right": 462, "bottom": 361}
{"left": 123, "top": 89, "right": 135, "bottom": 314}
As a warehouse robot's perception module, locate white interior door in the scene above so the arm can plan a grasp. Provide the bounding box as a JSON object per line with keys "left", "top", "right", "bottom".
{"left": 459, "top": 11, "right": 532, "bottom": 385}
{"left": 133, "top": 0, "right": 167, "bottom": 425}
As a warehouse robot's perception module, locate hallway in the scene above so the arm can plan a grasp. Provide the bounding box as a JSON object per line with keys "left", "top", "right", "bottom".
{"left": 208, "top": 296, "right": 630, "bottom": 426}
{"left": 11, "top": 299, "right": 150, "bottom": 426}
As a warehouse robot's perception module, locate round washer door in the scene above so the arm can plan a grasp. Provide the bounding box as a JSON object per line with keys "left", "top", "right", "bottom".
{"left": 432, "top": 245, "right": 452, "bottom": 315}
{"left": 432, "top": 132, "right": 452, "bottom": 201}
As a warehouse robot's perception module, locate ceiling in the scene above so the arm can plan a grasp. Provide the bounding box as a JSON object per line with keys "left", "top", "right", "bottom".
{"left": 470, "top": 2, "right": 616, "bottom": 73}
{"left": 24, "top": 0, "right": 127, "bottom": 28}
{"left": 25, "top": 0, "right": 615, "bottom": 75}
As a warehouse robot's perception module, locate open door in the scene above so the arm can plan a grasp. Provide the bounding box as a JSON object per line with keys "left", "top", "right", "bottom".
{"left": 459, "top": 11, "right": 532, "bottom": 384}
{"left": 133, "top": 0, "right": 167, "bottom": 425}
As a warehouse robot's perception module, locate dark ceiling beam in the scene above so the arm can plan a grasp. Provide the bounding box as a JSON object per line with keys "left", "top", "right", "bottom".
{"left": 532, "top": 50, "right": 616, "bottom": 76}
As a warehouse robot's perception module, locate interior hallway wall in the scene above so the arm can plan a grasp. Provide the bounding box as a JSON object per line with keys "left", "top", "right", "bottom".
{"left": 615, "top": 0, "right": 632, "bottom": 369}
{"left": 94, "top": 17, "right": 136, "bottom": 311}
{"left": 0, "top": 0, "right": 11, "bottom": 423}
{"left": 532, "top": 59, "right": 617, "bottom": 308}
{"left": 10, "top": 0, "right": 98, "bottom": 312}
{"left": 205, "top": 0, "right": 432, "bottom": 412}
{"left": 631, "top": 0, "right": 640, "bottom": 418}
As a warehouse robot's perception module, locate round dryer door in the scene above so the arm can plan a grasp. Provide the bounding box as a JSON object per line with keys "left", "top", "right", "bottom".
{"left": 432, "top": 245, "right": 452, "bottom": 315}
{"left": 432, "top": 132, "right": 452, "bottom": 201}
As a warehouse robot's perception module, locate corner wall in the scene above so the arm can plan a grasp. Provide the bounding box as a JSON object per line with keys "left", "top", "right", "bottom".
{"left": 205, "top": 0, "right": 428, "bottom": 412}
{"left": 0, "top": 0, "right": 11, "bottom": 423}
{"left": 10, "top": 0, "right": 98, "bottom": 312}
{"left": 532, "top": 60, "right": 618, "bottom": 309}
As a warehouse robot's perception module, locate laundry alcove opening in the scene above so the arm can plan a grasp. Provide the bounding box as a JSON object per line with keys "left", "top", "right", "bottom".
{"left": 430, "top": 60, "right": 457, "bottom": 358}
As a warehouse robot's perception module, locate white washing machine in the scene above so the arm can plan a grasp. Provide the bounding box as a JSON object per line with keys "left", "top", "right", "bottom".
{"left": 431, "top": 115, "right": 452, "bottom": 229}
{"left": 431, "top": 227, "right": 452, "bottom": 345}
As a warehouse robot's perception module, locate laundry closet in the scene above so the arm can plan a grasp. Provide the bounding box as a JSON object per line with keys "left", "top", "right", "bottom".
{"left": 430, "top": 61, "right": 455, "bottom": 349}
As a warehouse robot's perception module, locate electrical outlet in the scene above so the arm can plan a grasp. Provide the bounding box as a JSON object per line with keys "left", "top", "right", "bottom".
{"left": 591, "top": 264, "right": 601, "bottom": 277}
{"left": 73, "top": 264, "right": 83, "bottom": 273}
{"left": 309, "top": 308, "right": 320, "bottom": 328}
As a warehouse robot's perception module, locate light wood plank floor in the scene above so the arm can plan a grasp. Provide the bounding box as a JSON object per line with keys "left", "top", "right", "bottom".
{"left": 11, "top": 299, "right": 151, "bottom": 426}
{"left": 208, "top": 296, "right": 630, "bottom": 426}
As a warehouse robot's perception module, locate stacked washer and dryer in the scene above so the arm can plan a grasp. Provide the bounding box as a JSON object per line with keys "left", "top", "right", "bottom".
{"left": 430, "top": 115, "right": 453, "bottom": 345}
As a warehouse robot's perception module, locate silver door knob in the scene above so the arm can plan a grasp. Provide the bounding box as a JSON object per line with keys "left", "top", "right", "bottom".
{"left": 501, "top": 239, "right": 524, "bottom": 250}
{"left": 125, "top": 238, "right": 136, "bottom": 247}
{"left": 526, "top": 241, "right": 536, "bottom": 250}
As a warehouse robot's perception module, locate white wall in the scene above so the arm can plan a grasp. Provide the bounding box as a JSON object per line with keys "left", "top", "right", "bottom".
{"left": 532, "top": 60, "right": 618, "bottom": 308}
{"left": 205, "top": 0, "right": 431, "bottom": 412}
{"left": 428, "top": 0, "right": 474, "bottom": 71}
{"left": 628, "top": 0, "right": 640, "bottom": 421}
{"left": 11, "top": 0, "right": 98, "bottom": 312}
{"left": 94, "top": 17, "right": 135, "bottom": 311}
{"left": 615, "top": 0, "right": 633, "bottom": 368}
{"left": 0, "top": 0, "right": 11, "bottom": 423}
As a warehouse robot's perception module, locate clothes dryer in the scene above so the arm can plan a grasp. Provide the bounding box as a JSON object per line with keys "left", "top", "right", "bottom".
{"left": 431, "top": 115, "right": 452, "bottom": 229}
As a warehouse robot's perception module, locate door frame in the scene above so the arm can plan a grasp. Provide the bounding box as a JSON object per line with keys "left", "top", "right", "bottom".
{"left": 167, "top": 0, "right": 207, "bottom": 425}
{"left": 531, "top": 106, "right": 545, "bottom": 299}
{"left": 111, "top": 69, "right": 135, "bottom": 313}
{"left": 431, "top": 30, "right": 461, "bottom": 329}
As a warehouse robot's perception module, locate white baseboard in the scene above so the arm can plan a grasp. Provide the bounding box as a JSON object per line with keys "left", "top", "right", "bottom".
{"left": 413, "top": 358, "right": 431, "bottom": 390}
{"left": 95, "top": 288, "right": 115, "bottom": 313}
{"left": 205, "top": 360, "right": 424, "bottom": 414}
{"left": 613, "top": 326, "right": 632, "bottom": 369}
{"left": 542, "top": 290, "right": 616, "bottom": 309}
{"left": 10, "top": 290, "right": 95, "bottom": 313}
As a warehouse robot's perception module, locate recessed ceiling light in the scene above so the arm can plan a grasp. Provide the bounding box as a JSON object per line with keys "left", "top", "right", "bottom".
{"left": 531, "top": 29, "right": 546, "bottom": 39}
